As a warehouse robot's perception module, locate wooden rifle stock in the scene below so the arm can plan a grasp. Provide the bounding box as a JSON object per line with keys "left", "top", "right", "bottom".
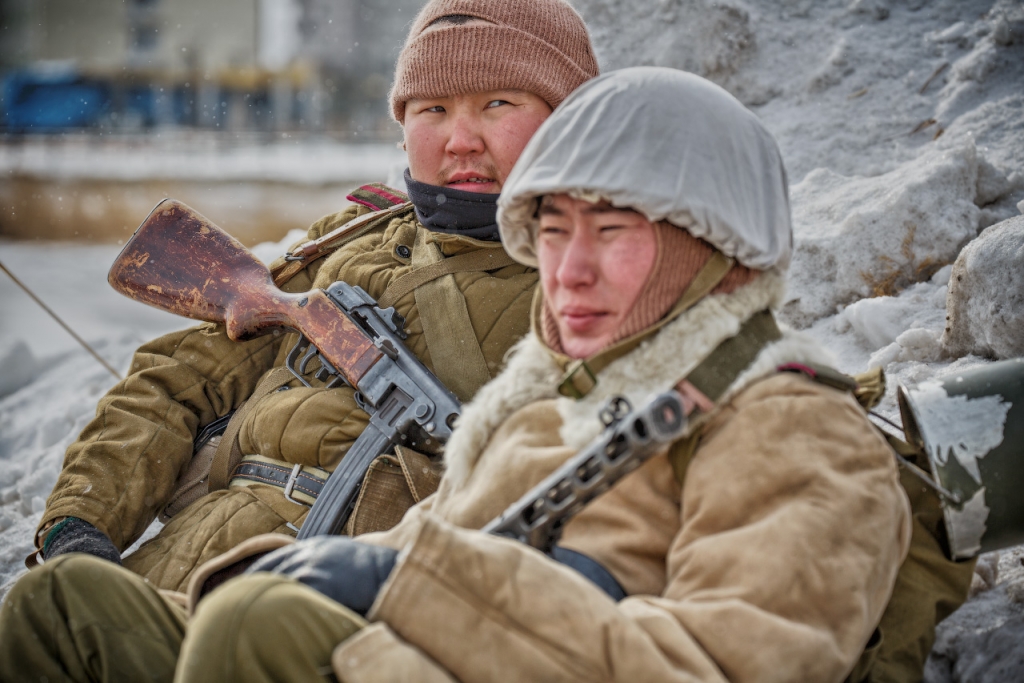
{"left": 108, "top": 199, "right": 384, "bottom": 386}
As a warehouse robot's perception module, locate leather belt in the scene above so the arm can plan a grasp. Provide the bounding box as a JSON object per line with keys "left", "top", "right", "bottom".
{"left": 229, "top": 454, "right": 330, "bottom": 507}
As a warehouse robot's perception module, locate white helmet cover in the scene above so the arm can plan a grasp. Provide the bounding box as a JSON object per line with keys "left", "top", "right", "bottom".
{"left": 497, "top": 67, "right": 792, "bottom": 270}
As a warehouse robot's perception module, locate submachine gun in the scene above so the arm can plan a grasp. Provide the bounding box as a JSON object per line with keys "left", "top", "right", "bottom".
{"left": 484, "top": 391, "right": 688, "bottom": 551}
{"left": 108, "top": 199, "right": 460, "bottom": 538}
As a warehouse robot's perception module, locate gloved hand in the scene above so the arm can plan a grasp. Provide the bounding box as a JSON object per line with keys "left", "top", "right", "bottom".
{"left": 246, "top": 537, "right": 397, "bottom": 616}
{"left": 551, "top": 546, "right": 626, "bottom": 601}
{"left": 42, "top": 517, "right": 122, "bottom": 565}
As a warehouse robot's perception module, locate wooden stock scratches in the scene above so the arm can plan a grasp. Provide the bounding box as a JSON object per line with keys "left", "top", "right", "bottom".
{"left": 292, "top": 291, "right": 383, "bottom": 385}
{"left": 110, "top": 198, "right": 384, "bottom": 386}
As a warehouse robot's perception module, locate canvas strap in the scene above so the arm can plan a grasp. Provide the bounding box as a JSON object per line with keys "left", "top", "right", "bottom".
{"left": 662, "top": 309, "right": 782, "bottom": 482}
{"left": 208, "top": 366, "right": 297, "bottom": 491}
{"left": 377, "top": 248, "right": 517, "bottom": 310}
{"left": 409, "top": 228, "right": 492, "bottom": 403}
{"left": 682, "top": 309, "right": 782, "bottom": 403}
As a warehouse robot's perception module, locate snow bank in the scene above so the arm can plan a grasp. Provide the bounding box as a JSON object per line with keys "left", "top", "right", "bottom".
{"left": 0, "top": 340, "right": 40, "bottom": 399}
{"left": 0, "top": 232, "right": 300, "bottom": 601}
{"left": 943, "top": 215, "right": 1024, "bottom": 360}
{"left": 927, "top": 546, "right": 1024, "bottom": 682}
{"left": 836, "top": 266, "right": 952, "bottom": 368}
{"left": 783, "top": 143, "right": 983, "bottom": 327}
{"left": 0, "top": 337, "right": 140, "bottom": 598}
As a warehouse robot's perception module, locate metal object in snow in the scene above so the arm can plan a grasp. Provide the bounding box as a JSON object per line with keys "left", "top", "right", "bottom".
{"left": 898, "top": 358, "right": 1024, "bottom": 560}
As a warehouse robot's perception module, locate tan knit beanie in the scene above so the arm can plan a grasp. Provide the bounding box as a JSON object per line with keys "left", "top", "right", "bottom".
{"left": 390, "top": 0, "right": 599, "bottom": 123}
{"left": 542, "top": 222, "right": 761, "bottom": 355}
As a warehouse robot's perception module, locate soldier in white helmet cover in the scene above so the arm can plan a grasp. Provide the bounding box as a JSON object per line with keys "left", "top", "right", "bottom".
{"left": 1, "top": 67, "right": 913, "bottom": 683}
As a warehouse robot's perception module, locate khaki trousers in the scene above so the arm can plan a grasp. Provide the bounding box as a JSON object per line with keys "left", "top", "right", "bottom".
{"left": 0, "top": 554, "right": 186, "bottom": 683}
{"left": 0, "top": 554, "right": 365, "bottom": 683}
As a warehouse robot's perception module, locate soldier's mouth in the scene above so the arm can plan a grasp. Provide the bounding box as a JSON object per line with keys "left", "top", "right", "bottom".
{"left": 446, "top": 172, "right": 498, "bottom": 192}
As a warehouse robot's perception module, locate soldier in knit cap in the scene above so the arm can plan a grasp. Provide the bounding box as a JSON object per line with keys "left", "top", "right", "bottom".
{"left": 147, "top": 68, "right": 907, "bottom": 682}
{"left": 0, "top": 2, "right": 598, "bottom": 680}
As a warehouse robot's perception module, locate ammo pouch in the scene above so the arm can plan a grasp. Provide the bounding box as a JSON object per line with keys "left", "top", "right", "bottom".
{"left": 342, "top": 445, "right": 442, "bottom": 536}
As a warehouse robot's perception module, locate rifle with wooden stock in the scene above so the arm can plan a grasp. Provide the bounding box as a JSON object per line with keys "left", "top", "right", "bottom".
{"left": 108, "top": 199, "right": 461, "bottom": 539}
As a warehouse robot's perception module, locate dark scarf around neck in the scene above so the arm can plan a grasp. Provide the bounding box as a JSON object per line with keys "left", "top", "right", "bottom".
{"left": 404, "top": 169, "right": 501, "bottom": 242}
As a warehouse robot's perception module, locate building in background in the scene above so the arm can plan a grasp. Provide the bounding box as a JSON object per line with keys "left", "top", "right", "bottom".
{"left": 0, "top": 0, "right": 422, "bottom": 137}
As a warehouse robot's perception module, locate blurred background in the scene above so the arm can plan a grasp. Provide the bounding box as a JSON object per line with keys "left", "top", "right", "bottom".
{"left": 0, "top": 0, "right": 422, "bottom": 245}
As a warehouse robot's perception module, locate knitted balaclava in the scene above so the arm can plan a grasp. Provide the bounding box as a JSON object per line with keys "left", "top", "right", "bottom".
{"left": 541, "top": 221, "right": 761, "bottom": 355}
{"left": 389, "top": 0, "right": 599, "bottom": 123}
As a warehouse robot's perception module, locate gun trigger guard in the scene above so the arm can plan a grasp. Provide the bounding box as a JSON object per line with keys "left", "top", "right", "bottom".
{"left": 353, "top": 391, "right": 372, "bottom": 415}
{"left": 285, "top": 337, "right": 314, "bottom": 388}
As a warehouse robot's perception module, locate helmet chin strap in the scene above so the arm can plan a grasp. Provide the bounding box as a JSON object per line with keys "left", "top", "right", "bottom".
{"left": 555, "top": 250, "right": 736, "bottom": 400}
{"left": 665, "top": 250, "right": 736, "bottom": 318}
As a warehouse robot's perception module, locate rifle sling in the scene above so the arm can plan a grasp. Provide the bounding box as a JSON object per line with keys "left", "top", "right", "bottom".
{"left": 271, "top": 202, "right": 415, "bottom": 287}
{"left": 663, "top": 310, "right": 782, "bottom": 483}
{"left": 684, "top": 309, "right": 782, "bottom": 403}
{"left": 209, "top": 366, "right": 297, "bottom": 492}
{"left": 377, "top": 247, "right": 517, "bottom": 310}
{"left": 409, "top": 228, "right": 494, "bottom": 403}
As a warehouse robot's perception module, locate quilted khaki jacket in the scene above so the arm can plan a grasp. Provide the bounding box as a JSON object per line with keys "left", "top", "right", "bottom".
{"left": 39, "top": 200, "right": 537, "bottom": 592}
{"left": 327, "top": 271, "right": 912, "bottom": 683}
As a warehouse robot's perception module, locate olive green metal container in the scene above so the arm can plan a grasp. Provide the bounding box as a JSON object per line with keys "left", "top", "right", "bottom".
{"left": 898, "top": 358, "right": 1024, "bottom": 560}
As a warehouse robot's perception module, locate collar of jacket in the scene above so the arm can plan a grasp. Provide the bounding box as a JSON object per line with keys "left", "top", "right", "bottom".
{"left": 441, "top": 268, "right": 838, "bottom": 488}
{"left": 404, "top": 169, "right": 501, "bottom": 242}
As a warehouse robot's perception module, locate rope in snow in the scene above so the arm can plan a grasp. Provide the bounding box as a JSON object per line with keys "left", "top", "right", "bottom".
{"left": 0, "top": 260, "right": 123, "bottom": 381}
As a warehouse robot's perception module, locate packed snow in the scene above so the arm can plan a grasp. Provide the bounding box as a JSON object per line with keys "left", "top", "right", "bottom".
{"left": 2, "top": 0, "right": 1023, "bottom": 677}
{"left": 0, "top": 136, "right": 407, "bottom": 185}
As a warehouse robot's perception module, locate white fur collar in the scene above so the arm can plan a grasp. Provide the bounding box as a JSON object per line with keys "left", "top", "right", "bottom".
{"left": 443, "top": 269, "right": 836, "bottom": 488}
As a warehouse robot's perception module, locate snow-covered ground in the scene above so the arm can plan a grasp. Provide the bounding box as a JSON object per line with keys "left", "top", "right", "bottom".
{"left": 0, "top": 135, "right": 407, "bottom": 185}
{"left": 1, "top": 0, "right": 1023, "bottom": 677}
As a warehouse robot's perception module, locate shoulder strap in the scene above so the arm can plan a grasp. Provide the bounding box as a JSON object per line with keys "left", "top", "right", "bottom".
{"left": 208, "top": 366, "right": 297, "bottom": 491}
{"left": 271, "top": 192, "right": 414, "bottom": 287}
{"left": 778, "top": 363, "right": 886, "bottom": 410}
{"left": 670, "top": 361, "right": 887, "bottom": 487}
{"left": 659, "top": 310, "right": 782, "bottom": 483}
{"left": 683, "top": 310, "right": 782, "bottom": 404}
{"left": 346, "top": 183, "right": 409, "bottom": 211}
{"left": 378, "top": 247, "right": 517, "bottom": 310}
{"left": 409, "top": 228, "right": 493, "bottom": 403}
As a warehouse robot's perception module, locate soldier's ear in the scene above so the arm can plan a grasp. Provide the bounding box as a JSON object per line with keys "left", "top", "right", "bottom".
{"left": 398, "top": 138, "right": 407, "bottom": 152}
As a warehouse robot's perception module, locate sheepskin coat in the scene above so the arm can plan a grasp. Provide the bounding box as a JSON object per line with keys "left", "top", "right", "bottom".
{"left": 326, "top": 273, "right": 912, "bottom": 683}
